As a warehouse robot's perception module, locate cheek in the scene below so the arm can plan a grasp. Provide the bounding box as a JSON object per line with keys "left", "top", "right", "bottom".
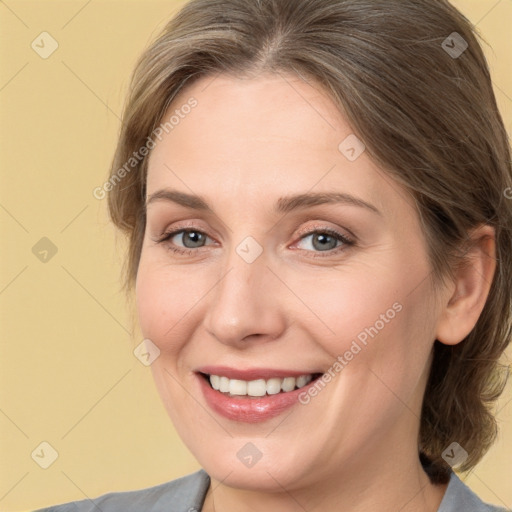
{"left": 294, "top": 257, "right": 434, "bottom": 391}
{"left": 135, "top": 259, "right": 205, "bottom": 353}
{"left": 286, "top": 261, "right": 406, "bottom": 352}
{"left": 331, "top": 277, "right": 435, "bottom": 419}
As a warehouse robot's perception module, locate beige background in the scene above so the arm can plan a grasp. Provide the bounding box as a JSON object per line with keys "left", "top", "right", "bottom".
{"left": 0, "top": 1, "right": 510, "bottom": 511}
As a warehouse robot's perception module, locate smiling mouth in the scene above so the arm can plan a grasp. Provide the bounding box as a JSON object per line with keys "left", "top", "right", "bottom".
{"left": 199, "top": 372, "right": 323, "bottom": 398}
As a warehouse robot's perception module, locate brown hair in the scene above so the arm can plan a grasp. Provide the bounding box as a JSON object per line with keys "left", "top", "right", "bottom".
{"left": 107, "top": 0, "right": 512, "bottom": 484}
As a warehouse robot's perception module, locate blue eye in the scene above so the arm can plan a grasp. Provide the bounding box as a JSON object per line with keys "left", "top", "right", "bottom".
{"left": 154, "top": 226, "right": 355, "bottom": 258}
{"left": 171, "top": 230, "right": 209, "bottom": 248}
{"left": 294, "top": 228, "right": 354, "bottom": 257}
{"left": 155, "top": 229, "right": 213, "bottom": 255}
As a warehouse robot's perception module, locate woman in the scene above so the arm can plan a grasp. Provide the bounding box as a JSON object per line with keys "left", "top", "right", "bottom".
{"left": 35, "top": 0, "right": 511, "bottom": 510}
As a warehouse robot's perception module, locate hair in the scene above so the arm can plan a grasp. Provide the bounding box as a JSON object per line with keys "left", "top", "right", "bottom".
{"left": 107, "top": 0, "right": 512, "bottom": 484}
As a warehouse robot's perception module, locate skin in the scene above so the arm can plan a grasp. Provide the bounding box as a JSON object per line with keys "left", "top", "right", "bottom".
{"left": 136, "top": 72, "right": 496, "bottom": 512}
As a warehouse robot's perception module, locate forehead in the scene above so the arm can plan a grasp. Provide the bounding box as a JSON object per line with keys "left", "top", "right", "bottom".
{"left": 145, "top": 73, "right": 409, "bottom": 219}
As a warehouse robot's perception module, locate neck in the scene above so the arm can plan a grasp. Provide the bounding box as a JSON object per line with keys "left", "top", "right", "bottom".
{"left": 203, "top": 458, "right": 448, "bottom": 512}
{"left": 202, "top": 417, "right": 449, "bottom": 512}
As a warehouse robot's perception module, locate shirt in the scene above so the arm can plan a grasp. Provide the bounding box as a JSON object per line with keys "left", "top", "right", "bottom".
{"left": 33, "top": 468, "right": 510, "bottom": 511}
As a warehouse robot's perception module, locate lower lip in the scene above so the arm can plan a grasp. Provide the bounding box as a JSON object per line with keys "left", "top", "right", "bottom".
{"left": 197, "top": 373, "right": 318, "bottom": 423}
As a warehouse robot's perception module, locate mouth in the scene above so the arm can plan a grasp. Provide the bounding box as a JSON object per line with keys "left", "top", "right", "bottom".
{"left": 195, "top": 366, "right": 324, "bottom": 423}
{"left": 198, "top": 371, "right": 323, "bottom": 398}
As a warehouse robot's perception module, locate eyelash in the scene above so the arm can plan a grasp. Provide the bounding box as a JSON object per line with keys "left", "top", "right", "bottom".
{"left": 154, "top": 225, "right": 355, "bottom": 259}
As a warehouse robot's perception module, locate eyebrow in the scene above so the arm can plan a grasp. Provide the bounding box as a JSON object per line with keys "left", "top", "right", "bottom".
{"left": 145, "top": 189, "right": 382, "bottom": 216}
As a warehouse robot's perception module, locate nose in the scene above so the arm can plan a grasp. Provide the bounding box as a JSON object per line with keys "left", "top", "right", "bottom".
{"left": 202, "top": 244, "right": 287, "bottom": 347}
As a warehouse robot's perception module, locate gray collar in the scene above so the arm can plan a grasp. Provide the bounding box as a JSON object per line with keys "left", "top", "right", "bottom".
{"left": 187, "top": 469, "right": 508, "bottom": 512}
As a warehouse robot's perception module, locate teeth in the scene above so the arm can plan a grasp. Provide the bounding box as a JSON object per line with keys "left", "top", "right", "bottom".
{"left": 266, "top": 378, "right": 282, "bottom": 395}
{"left": 210, "top": 375, "right": 220, "bottom": 390}
{"left": 229, "top": 379, "right": 247, "bottom": 395}
{"left": 208, "top": 374, "right": 314, "bottom": 397}
{"left": 247, "top": 379, "right": 267, "bottom": 396}
{"left": 219, "top": 376, "right": 230, "bottom": 393}
{"left": 281, "top": 376, "right": 296, "bottom": 392}
{"left": 296, "top": 375, "right": 309, "bottom": 388}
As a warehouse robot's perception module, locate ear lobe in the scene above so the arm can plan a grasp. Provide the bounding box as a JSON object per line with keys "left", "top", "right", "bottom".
{"left": 435, "top": 224, "right": 496, "bottom": 346}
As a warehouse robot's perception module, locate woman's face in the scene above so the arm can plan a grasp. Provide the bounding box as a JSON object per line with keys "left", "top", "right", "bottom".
{"left": 136, "top": 72, "right": 446, "bottom": 492}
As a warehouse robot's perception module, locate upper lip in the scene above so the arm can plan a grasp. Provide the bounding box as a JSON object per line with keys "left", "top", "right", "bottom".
{"left": 196, "top": 365, "right": 321, "bottom": 381}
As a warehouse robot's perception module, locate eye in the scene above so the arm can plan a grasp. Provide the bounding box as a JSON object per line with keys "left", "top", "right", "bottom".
{"left": 171, "top": 230, "right": 209, "bottom": 248}
{"left": 293, "top": 227, "right": 354, "bottom": 257}
{"left": 153, "top": 225, "right": 355, "bottom": 258}
{"left": 154, "top": 228, "right": 214, "bottom": 255}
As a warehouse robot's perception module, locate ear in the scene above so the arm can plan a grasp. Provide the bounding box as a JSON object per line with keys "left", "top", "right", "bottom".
{"left": 435, "top": 224, "right": 496, "bottom": 346}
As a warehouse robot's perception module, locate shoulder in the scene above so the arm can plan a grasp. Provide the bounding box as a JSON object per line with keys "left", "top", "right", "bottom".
{"left": 32, "top": 469, "right": 210, "bottom": 512}
{"left": 438, "top": 471, "right": 509, "bottom": 512}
